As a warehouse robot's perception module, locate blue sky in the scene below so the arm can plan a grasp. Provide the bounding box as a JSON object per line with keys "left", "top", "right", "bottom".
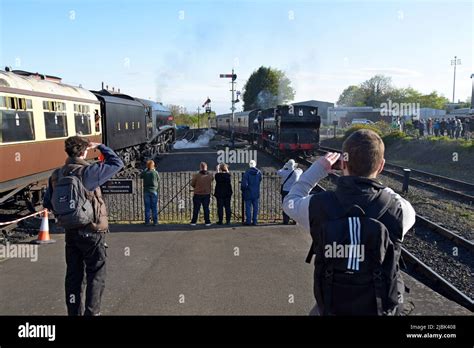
{"left": 0, "top": 0, "right": 472, "bottom": 114}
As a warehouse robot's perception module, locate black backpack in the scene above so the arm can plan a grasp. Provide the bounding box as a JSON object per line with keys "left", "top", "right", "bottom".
{"left": 51, "top": 165, "right": 94, "bottom": 229}
{"left": 306, "top": 192, "right": 400, "bottom": 316}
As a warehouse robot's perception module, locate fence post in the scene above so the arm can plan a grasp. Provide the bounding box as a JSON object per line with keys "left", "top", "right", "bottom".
{"left": 241, "top": 172, "right": 245, "bottom": 225}
{"left": 402, "top": 169, "right": 411, "bottom": 193}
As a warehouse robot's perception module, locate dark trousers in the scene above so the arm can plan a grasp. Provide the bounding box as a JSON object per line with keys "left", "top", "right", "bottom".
{"left": 65, "top": 230, "right": 107, "bottom": 316}
{"left": 191, "top": 194, "right": 211, "bottom": 224}
{"left": 216, "top": 197, "right": 231, "bottom": 223}
{"left": 281, "top": 190, "right": 290, "bottom": 224}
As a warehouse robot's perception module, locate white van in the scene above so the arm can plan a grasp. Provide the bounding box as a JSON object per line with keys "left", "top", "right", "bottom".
{"left": 351, "top": 119, "right": 374, "bottom": 125}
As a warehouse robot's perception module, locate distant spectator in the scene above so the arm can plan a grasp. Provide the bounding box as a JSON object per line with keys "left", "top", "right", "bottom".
{"left": 140, "top": 160, "right": 160, "bottom": 226}
{"left": 418, "top": 119, "right": 425, "bottom": 137}
{"left": 190, "top": 162, "right": 214, "bottom": 226}
{"left": 433, "top": 119, "right": 440, "bottom": 137}
{"left": 241, "top": 160, "right": 262, "bottom": 226}
{"left": 447, "top": 118, "right": 454, "bottom": 138}
{"left": 214, "top": 163, "right": 233, "bottom": 225}
{"left": 464, "top": 119, "right": 471, "bottom": 140}
{"left": 427, "top": 118, "right": 433, "bottom": 135}
{"left": 440, "top": 118, "right": 446, "bottom": 136}
{"left": 277, "top": 159, "right": 302, "bottom": 224}
{"left": 94, "top": 110, "right": 101, "bottom": 132}
{"left": 455, "top": 119, "right": 462, "bottom": 139}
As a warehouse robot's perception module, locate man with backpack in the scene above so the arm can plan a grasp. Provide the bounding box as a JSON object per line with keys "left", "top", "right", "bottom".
{"left": 283, "top": 129, "right": 416, "bottom": 316}
{"left": 277, "top": 159, "right": 302, "bottom": 224}
{"left": 43, "top": 136, "right": 124, "bottom": 315}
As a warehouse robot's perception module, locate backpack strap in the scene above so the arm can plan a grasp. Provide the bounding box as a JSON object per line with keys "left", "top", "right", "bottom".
{"left": 321, "top": 264, "right": 335, "bottom": 316}
{"left": 373, "top": 268, "right": 385, "bottom": 315}
{"left": 305, "top": 192, "right": 343, "bottom": 264}
{"left": 280, "top": 170, "right": 294, "bottom": 193}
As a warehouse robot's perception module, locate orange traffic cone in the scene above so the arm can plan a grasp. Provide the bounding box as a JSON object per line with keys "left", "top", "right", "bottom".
{"left": 33, "top": 210, "right": 56, "bottom": 244}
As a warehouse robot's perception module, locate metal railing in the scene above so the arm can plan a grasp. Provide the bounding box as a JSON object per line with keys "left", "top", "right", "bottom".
{"left": 103, "top": 171, "right": 283, "bottom": 223}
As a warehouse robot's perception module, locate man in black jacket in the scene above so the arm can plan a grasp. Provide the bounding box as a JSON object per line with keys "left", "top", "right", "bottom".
{"left": 214, "top": 163, "right": 233, "bottom": 225}
{"left": 283, "top": 129, "right": 416, "bottom": 315}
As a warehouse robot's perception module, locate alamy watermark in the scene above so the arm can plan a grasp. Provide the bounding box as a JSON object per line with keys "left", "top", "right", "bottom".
{"left": 217, "top": 147, "right": 257, "bottom": 164}
{"left": 380, "top": 99, "right": 420, "bottom": 117}
{"left": 0, "top": 243, "right": 38, "bottom": 262}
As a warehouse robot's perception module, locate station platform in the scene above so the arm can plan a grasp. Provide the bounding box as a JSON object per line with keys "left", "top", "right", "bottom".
{"left": 0, "top": 223, "right": 471, "bottom": 315}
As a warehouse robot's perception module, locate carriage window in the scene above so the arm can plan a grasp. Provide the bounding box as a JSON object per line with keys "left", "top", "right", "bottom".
{"left": 74, "top": 114, "right": 91, "bottom": 135}
{"left": 0, "top": 97, "right": 5, "bottom": 108}
{"left": 43, "top": 101, "right": 66, "bottom": 112}
{"left": 44, "top": 112, "right": 68, "bottom": 138}
{"left": 0, "top": 110, "right": 35, "bottom": 143}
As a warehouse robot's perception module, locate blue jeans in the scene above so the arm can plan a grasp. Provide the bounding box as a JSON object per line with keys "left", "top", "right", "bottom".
{"left": 144, "top": 192, "right": 158, "bottom": 224}
{"left": 244, "top": 199, "right": 259, "bottom": 225}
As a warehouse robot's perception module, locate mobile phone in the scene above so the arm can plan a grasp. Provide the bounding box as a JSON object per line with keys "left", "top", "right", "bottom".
{"left": 331, "top": 154, "right": 343, "bottom": 170}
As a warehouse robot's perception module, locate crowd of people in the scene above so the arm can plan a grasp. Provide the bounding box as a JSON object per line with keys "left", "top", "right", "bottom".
{"left": 393, "top": 116, "right": 471, "bottom": 139}
{"left": 43, "top": 130, "right": 417, "bottom": 316}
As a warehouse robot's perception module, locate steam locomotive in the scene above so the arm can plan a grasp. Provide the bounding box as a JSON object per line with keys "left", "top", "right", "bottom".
{"left": 211, "top": 104, "right": 321, "bottom": 157}
{"left": 0, "top": 68, "right": 175, "bottom": 207}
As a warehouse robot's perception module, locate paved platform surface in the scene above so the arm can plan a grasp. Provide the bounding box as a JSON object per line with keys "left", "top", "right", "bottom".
{"left": 0, "top": 224, "right": 471, "bottom": 315}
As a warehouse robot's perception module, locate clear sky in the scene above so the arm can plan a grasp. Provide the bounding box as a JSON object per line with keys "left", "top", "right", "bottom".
{"left": 0, "top": 0, "right": 472, "bottom": 114}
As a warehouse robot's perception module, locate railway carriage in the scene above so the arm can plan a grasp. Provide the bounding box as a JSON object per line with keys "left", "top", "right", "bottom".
{"left": 0, "top": 70, "right": 102, "bottom": 207}
{"left": 0, "top": 69, "right": 175, "bottom": 208}
{"left": 214, "top": 104, "right": 320, "bottom": 157}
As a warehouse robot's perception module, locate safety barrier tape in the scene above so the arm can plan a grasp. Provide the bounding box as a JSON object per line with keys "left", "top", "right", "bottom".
{"left": 0, "top": 209, "right": 47, "bottom": 226}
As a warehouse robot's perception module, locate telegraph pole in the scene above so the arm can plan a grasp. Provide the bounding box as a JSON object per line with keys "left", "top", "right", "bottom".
{"left": 451, "top": 56, "right": 461, "bottom": 103}
{"left": 231, "top": 68, "right": 236, "bottom": 145}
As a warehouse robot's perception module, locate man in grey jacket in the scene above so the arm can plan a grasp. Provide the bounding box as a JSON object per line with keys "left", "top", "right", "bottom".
{"left": 283, "top": 129, "right": 416, "bottom": 315}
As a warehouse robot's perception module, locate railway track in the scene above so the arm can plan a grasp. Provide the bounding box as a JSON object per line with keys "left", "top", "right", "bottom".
{"left": 318, "top": 145, "right": 474, "bottom": 205}
{"left": 0, "top": 205, "right": 42, "bottom": 245}
{"left": 295, "top": 155, "right": 474, "bottom": 312}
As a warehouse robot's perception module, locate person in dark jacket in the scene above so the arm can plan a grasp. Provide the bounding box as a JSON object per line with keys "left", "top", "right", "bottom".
{"left": 241, "top": 160, "right": 262, "bottom": 225}
{"left": 214, "top": 163, "right": 233, "bottom": 225}
{"left": 283, "top": 129, "right": 416, "bottom": 316}
{"left": 140, "top": 160, "right": 160, "bottom": 225}
{"left": 190, "top": 162, "right": 214, "bottom": 226}
{"left": 43, "top": 136, "right": 124, "bottom": 316}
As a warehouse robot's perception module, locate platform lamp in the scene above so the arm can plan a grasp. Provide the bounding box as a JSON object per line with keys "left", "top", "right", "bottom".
{"left": 451, "top": 56, "right": 461, "bottom": 103}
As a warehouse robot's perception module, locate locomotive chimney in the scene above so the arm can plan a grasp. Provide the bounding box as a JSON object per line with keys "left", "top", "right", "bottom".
{"left": 101, "top": 81, "right": 104, "bottom": 89}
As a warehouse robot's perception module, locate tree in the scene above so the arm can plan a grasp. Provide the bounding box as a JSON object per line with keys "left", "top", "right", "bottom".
{"left": 243, "top": 66, "right": 295, "bottom": 110}
{"left": 336, "top": 75, "right": 451, "bottom": 110}
{"left": 337, "top": 85, "right": 366, "bottom": 106}
{"left": 418, "top": 91, "right": 449, "bottom": 109}
{"left": 360, "top": 75, "right": 394, "bottom": 107}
